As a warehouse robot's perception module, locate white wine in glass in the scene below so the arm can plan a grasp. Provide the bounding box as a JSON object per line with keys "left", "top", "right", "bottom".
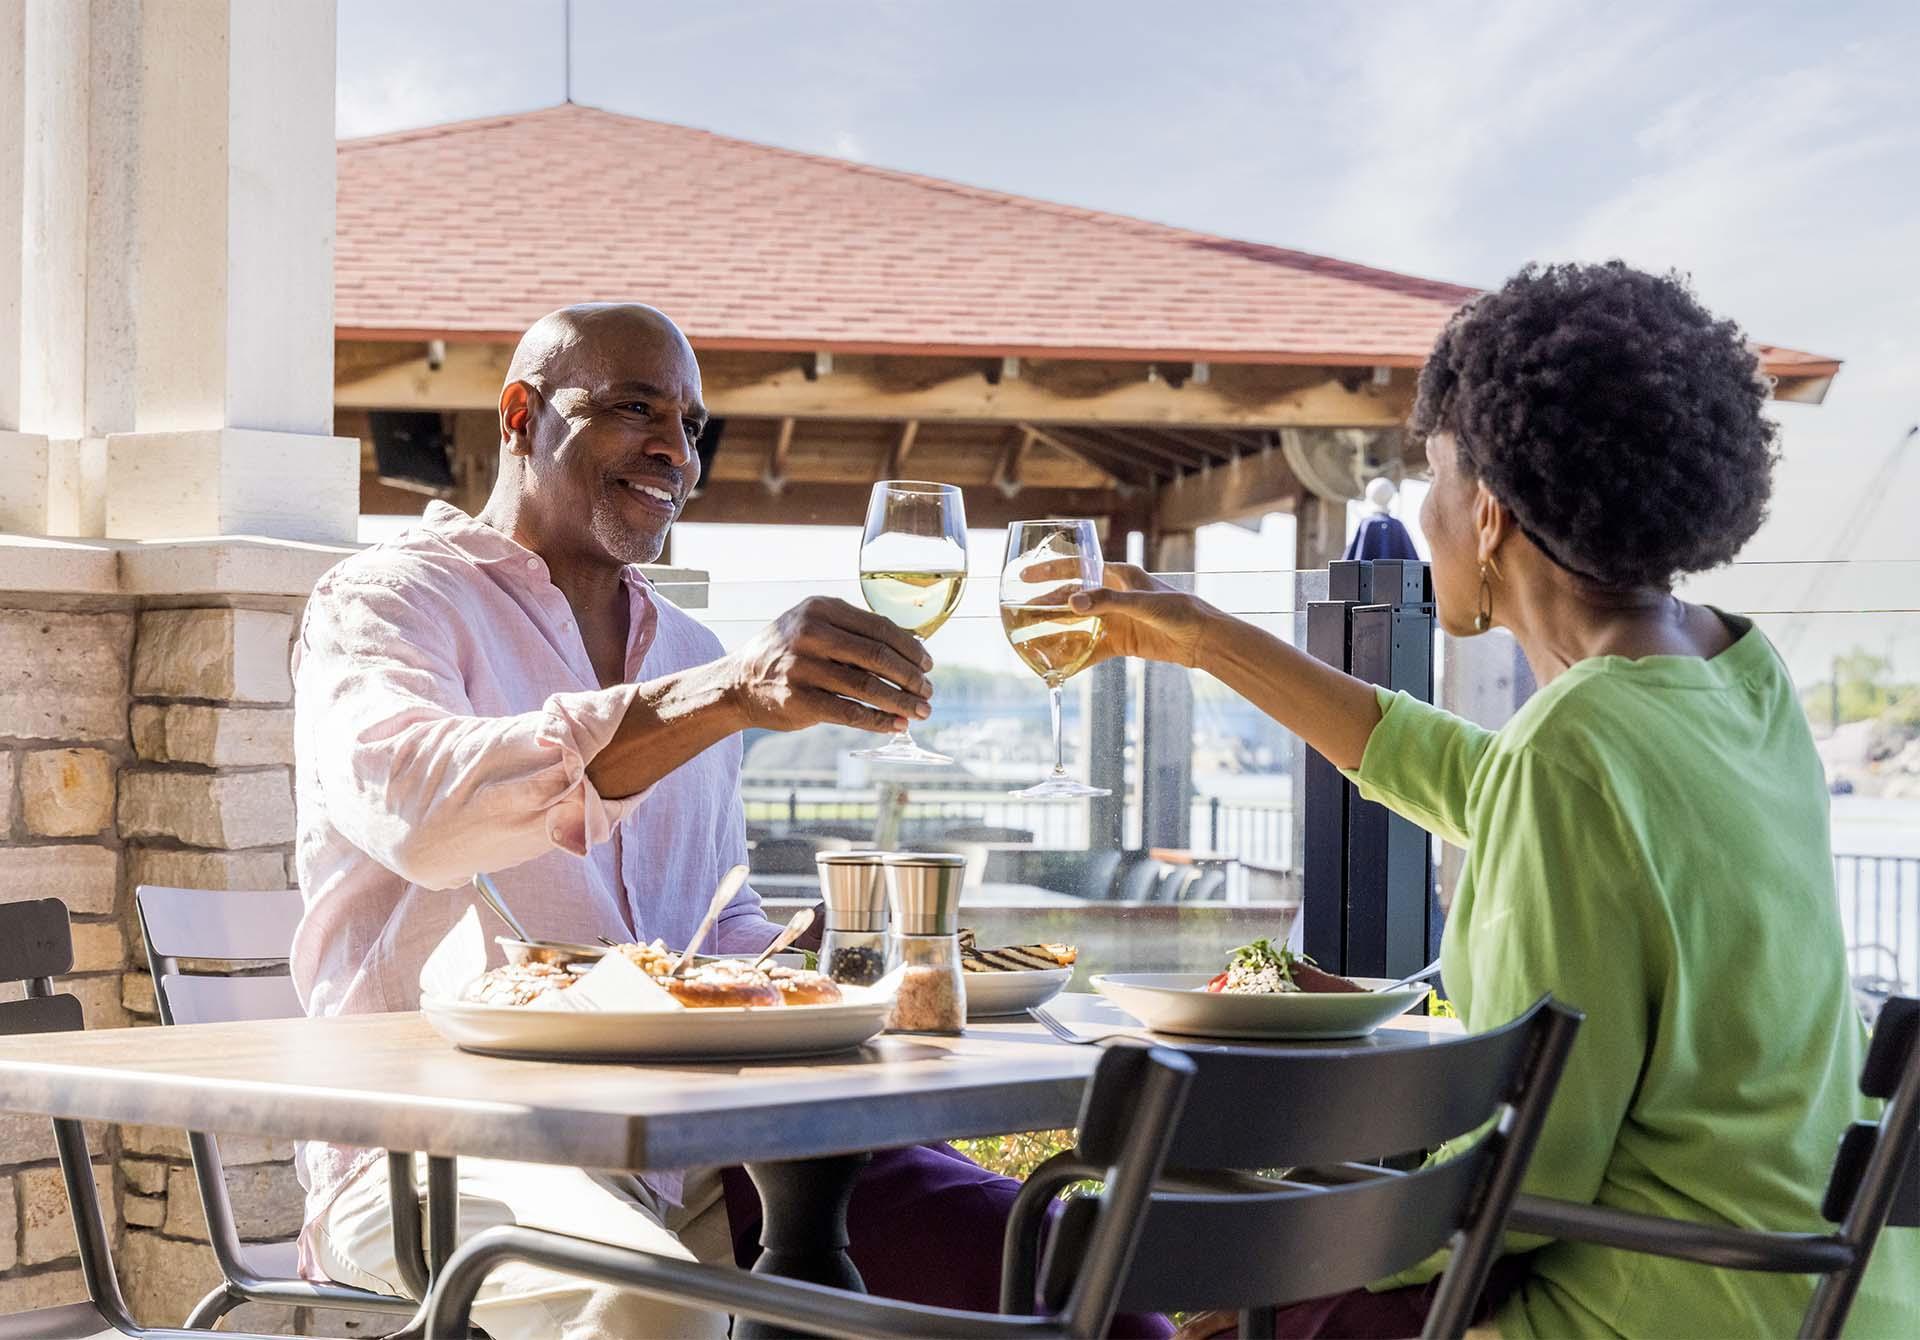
{"left": 853, "top": 481, "right": 968, "bottom": 765}
{"left": 999, "top": 519, "right": 1111, "bottom": 799}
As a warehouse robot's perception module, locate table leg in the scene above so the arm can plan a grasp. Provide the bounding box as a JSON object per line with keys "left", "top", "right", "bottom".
{"left": 735, "top": 1151, "right": 871, "bottom": 1340}
{"left": 426, "top": 1155, "right": 459, "bottom": 1278}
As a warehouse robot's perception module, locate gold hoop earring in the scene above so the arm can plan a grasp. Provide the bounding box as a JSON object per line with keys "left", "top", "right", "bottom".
{"left": 1473, "top": 562, "right": 1494, "bottom": 633}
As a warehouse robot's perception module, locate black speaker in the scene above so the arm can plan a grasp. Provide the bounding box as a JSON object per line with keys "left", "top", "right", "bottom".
{"left": 370, "top": 411, "right": 455, "bottom": 493}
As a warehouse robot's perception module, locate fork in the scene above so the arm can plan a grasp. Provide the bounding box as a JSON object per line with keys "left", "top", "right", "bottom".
{"left": 1027, "top": 1005, "right": 1102, "bottom": 1045}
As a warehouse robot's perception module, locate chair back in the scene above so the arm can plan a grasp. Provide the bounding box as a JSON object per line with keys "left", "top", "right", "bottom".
{"left": 0, "top": 899, "right": 129, "bottom": 1327}
{"left": 1041, "top": 998, "right": 1582, "bottom": 1338}
{"left": 136, "top": 884, "right": 304, "bottom": 969}
{"left": 1804, "top": 995, "right": 1920, "bottom": 1335}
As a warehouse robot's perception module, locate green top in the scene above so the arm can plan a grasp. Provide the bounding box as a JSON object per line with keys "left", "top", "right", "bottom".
{"left": 1349, "top": 615, "right": 1918, "bottom": 1338}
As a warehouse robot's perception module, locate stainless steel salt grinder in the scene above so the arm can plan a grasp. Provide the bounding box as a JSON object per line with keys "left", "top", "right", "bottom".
{"left": 879, "top": 852, "right": 968, "bottom": 935}
{"left": 814, "top": 850, "right": 889, "bottom": 931}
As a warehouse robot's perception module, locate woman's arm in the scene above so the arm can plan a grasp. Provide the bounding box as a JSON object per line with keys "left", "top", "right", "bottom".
{"left": 1070, "top": 566, "right": 1383, "bottom": 769}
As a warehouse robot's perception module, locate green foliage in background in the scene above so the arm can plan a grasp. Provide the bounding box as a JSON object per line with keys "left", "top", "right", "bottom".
{"left": 955, "top": 1130, "right": 1076, "bottom": 1181}
{"left": 1803, "top": 648, "right": 1920, "bottom": 731}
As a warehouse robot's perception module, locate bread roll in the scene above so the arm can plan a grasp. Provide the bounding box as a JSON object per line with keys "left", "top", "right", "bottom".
{"left": 660, "top": 961, "right": 783, "bottom": 1009}
{"left": 767, "top": 966, "right": 843, "bottom": 1005}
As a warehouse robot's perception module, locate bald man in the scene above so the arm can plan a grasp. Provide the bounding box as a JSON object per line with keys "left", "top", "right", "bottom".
{"left": 291, "top": 306, "right": 1169, "bottom": 1339}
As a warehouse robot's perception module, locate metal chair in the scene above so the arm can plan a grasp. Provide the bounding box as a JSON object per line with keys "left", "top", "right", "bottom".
{"left": 0, "top": 896, "right": 297, "bottom": 1339}
{"left": 422, "top": 998, "right": 1582, "bottom": 1340}
{"left": 1509, "top": 995, "right": 1920, "bottom": 1339}
{"left": 133, "top": 885, "right": 425, "bottom": 1331}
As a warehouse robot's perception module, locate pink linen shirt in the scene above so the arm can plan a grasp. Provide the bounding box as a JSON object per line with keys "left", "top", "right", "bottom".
{"left": 290, "top": 502, "right": 779, "bottom": 1260}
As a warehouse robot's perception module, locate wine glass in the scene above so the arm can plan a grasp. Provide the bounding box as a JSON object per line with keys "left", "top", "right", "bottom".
{"left": 853, "top": 481, "right": 968, "bottom": 765}
{"left": 999, "top": 519, "right": 1110, "bottom": 799}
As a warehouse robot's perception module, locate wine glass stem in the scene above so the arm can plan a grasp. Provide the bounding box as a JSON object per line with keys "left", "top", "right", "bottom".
{"left": 1048, "top": 683, "right": 1066, "bottom": 778}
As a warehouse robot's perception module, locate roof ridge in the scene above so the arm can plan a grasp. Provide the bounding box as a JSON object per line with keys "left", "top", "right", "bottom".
{"left": 339, "top": 102, "right": 1481, "bottom": 303}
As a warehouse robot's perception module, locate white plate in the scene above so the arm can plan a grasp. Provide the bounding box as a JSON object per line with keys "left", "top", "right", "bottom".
{"left": 421, "top": 988, "right": 891, "bottom": 1061}
{"left": 1091, "top": 973, "right": 1427, "bottom": 1040}
{"left": 962, "top": 967, "right": 1073, "bottom": 1019}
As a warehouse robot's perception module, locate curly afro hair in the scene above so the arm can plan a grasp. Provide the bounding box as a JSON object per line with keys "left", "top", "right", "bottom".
{"left": 1410, "top": 261, "right": 1779, "bottom": 589}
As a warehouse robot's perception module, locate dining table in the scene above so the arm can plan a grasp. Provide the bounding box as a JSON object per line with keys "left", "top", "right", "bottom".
{"left": 0, "top": 992, "right": 1459, "bottom": 1337}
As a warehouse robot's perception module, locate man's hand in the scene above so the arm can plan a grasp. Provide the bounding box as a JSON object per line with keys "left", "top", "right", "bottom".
{"left": 726, "top": 597, "right": 934, "bottom": 734}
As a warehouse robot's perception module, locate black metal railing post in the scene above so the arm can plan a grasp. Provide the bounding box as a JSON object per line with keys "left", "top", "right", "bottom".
{"left": 1302, "top": 559, "right": 1437, "bottom": 979}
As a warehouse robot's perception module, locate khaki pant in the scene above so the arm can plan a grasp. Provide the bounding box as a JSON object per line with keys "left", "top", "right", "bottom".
{"left": 312, "top": 1157, "right": 732, "bottom": 1340}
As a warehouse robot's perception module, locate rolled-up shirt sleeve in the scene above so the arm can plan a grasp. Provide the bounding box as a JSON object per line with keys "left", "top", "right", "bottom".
{"left": 297, "top": 575, "right": 649, "bottom": 890}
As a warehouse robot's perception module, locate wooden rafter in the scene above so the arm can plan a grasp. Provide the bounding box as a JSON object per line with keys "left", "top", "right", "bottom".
{"left": 993, "top": 427, "right": 1035, "bottom": 497}
{"left": 1018, "top": 423, "right": 1151, "bottom": 489}
{"left": 887, "top": 420, "right": 920, "bottom": 478}
{"left": 764, "top": 417, "right": 796, "bottom": 489}
{"left": 1101, "top": 427, "right": 1211, "bottom": 473}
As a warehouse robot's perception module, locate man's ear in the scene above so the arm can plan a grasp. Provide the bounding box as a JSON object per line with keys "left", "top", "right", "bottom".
{"left": 500, "top": 381, "right": 537, "bottom": 457}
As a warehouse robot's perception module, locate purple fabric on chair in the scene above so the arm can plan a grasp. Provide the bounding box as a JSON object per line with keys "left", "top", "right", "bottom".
{"left": 721, "top": 1144, "right": 1174, "bottom": 1338}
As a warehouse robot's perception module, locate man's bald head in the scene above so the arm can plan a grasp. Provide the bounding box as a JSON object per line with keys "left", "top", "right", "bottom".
{"left": 486, "top": 303, "right": 707, "bottom": 569}
{"left": 505, "top": 303, "right": 697, "bottom": 395}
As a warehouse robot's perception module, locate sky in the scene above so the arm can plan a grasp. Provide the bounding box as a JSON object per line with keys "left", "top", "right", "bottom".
{"left": 339, "top": 0, "right": 1920, "bottom": 673}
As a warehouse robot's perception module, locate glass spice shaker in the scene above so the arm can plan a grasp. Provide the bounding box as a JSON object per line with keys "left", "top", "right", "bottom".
{"left": 880, "top": 853, "right": 968, "bottom": 1034}
{"left": 814, "top": 851, "right": 889, "bottom": 988}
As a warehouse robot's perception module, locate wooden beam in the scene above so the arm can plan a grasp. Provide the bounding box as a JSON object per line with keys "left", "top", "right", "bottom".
{"left": 680, "top": 480, "right": 1127, "bottom": 529}
{"left": 336, "top": 342, "right": 1417, "bottom": 429}
{"left": 886, "top": 420, "right": 920, "bottom": 478}
{"left": 993, "top": 427, "right": 1034, "bottom": 497}
{"left": 1151, "top": 447, "right": 1304, "bottom": 531}
{"left": 764, "top": 417, "right": 796, "bottom": 489}
{"left": 1020, "top": 424, "right": 1150, "bottom": 488}
{"left": 1100, "top": 427, "right": 1211, "bottom": 472}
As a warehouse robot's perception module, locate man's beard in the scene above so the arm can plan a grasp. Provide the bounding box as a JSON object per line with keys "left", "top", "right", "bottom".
{"left": 589, "top": 492, "right": 670, "bottom": 566}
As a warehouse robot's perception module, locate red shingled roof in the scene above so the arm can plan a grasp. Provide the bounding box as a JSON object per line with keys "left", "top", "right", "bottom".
{"left": 335, "top": 104, "right": 1839, "bottom": 380}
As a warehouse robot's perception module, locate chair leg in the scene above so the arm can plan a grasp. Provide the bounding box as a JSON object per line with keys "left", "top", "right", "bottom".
{"left": 185, "top": 1284, "right": 246, "bottom": 1329}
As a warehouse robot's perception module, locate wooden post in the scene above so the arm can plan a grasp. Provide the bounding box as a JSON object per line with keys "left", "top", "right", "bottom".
{"left": 1141, "top": 530, "right": 1196, "bottom": 851}
{"left": 451, "top": 410, "right": 500, "bottom": 517}
{"left": 1293, "top": 492, "right": 1348, "bottom": 574}
{"left": 1085, "top": 521, "right": 1132, "bottom": 848}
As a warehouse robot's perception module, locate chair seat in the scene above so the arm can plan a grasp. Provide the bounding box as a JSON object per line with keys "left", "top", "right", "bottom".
{"left": 0, "top": 1301, "right": 115, "bottom": 1340}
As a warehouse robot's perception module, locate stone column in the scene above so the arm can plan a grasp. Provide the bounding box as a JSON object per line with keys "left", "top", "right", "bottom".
{"left": 0, "top": 0, "right": 50, "bottom": 534}
{"left": 10, "top": 0, "right": 358, "bottom": 542}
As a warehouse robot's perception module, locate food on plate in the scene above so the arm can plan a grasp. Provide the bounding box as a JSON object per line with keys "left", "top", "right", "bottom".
{"left": 956, "top": 930, "right": 1078, "bottom": 973}
{"left": 462, "top": 960, "right": 586, "bottom": 1005}
{"left": 660, "top": 960, "right": 785, "bottom": 1009}
{"left": 767, "top": 965, "right": 844, "bottom": 1005}
{"left": 617, "top": 939, "right": 683, "bottom": 977}
{"left": 1204, "top": 939, "right": 1366, "bottom": 995}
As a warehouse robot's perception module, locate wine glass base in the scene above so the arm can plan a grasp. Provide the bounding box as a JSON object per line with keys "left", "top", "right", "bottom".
{"left": 1009, "top": 778, "right": 1111, "bottom": 800}
{"left": 852, "top": 741, "right": 953, "bottom": 765}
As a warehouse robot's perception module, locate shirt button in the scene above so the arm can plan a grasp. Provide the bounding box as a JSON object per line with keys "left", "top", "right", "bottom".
{"left": 526, "top": 558, "right": 539, "bottom": 571}
{"left": 562, "top": 620, "right": 575, "bottom": 632}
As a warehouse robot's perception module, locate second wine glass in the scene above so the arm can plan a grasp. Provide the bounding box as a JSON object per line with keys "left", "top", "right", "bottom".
{"left": 854, "top": 480, "right": 968, "bottom": 765}
{"left": 999, "top": 519, "right": 1111, "bottom": 799}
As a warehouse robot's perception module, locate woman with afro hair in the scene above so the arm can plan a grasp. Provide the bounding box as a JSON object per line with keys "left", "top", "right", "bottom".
{"left": 1080, "top": 262, "right": 1918, "bottom": 1338}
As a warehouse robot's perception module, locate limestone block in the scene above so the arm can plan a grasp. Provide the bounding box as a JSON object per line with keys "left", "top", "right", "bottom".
{"left": 122, "top": 1192, "right": 165, "bottom": 1228}
{"left": 18, "top": 1160, "right": 114, "bottom": 1265}
{"left": 0, "top": 751, "right": 12, "bottom": 828}
{"left": 128, "top": 845, "right": 291, "bottom": 893}
{"left": 119, "top": 1229, "right": 222, "bottom": 1328}
{"left": 129, "top": 703, "right": 293, "bottom": 766}
{"left": 0, "top": 429, "right": 51, "bottom": 533}
{"left": 19, "top": 747, "right": 115, "bottom": 836}
{"left": 0, "top": 845, "right": 118, "bottom": 915}
{"left": 131, "top": 608, "right": 293, "bottom": 703}
{"left": 122, "top": 1158, "right": 169, "bottom": 1196}
{"left": 0, "top": 1109, "right": 56, "bottom": 1163}
{"left": 62, "top": 974, "right": 128, "bottom": 1031}
{"left": 0, "top": 1176, "right": 15, "bottom": 1272}
{"left": 121, "top": 969, "right": 157, "bottom": 1016}
{"left": 117, "top": 769, "right": 293, "bottom": 848}
{"left": 69, "top": 919, "right": 125, "bottom": 972}
{"left": 0, "top": 608, "right": 133, "bottom": 741}
{"left": 166, "top": 1161, "right": 303, "bottom": 1241}
{"left": 103, "top": 428, "right": 360, "bottom": 544}
{"left": 121, "top": 1124, "right": 288, "bottom": 1167}
{"left": 0, "top": 1267, "right": 83, "bottom": 1313}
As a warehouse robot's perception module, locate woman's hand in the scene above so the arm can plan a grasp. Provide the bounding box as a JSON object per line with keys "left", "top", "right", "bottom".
{"left": 1069, "top": 564, "right": 1213, "bottom": 669}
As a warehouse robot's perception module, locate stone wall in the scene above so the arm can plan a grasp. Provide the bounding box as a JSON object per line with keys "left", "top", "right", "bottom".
{"left": 0, "top": 592, "right": 311, "bottom": 1329}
